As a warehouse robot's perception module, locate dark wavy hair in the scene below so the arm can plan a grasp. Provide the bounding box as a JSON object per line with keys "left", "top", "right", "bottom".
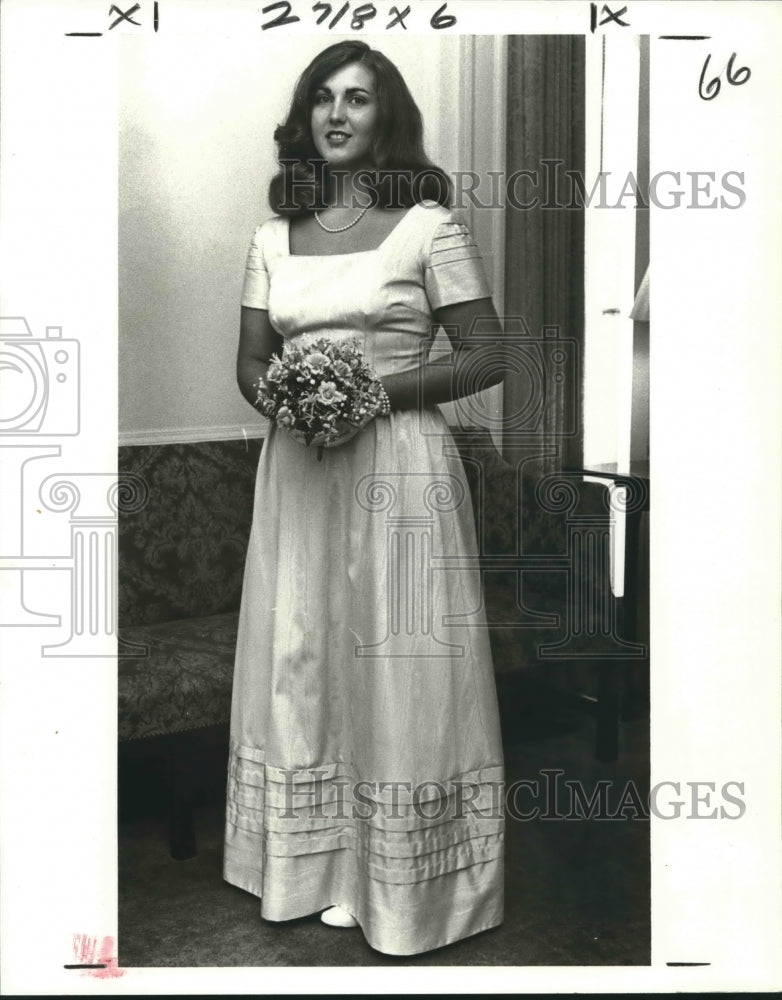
{"left": 268, "top": 41, "right": 452, "bottom": 214}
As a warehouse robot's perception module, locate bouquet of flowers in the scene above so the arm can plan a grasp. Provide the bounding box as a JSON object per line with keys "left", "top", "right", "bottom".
{"left": 254, "top": 338, "right": 387, "bottom": 457}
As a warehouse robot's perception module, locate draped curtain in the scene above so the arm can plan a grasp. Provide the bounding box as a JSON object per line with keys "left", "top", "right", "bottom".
{"left": 502, "top": 35, "right": 585, "bottom": 476}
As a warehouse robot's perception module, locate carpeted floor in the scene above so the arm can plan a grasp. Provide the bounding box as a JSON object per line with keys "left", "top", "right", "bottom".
{"left": 118, "top": 709, "right": 650, "bottom": 967}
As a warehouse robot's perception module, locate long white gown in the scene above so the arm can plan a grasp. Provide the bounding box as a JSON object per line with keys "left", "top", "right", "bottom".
{"left": 223, "top": 200, "right": 505, "bottom": 956}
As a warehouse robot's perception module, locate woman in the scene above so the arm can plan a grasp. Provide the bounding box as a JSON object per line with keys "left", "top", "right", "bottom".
{"left": 224, "top": 40, "right": 505, "bottom": 957}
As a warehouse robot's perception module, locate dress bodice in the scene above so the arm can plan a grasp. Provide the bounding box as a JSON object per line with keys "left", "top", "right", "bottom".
{"left": 240, "top": 201, "right": 492, "bottom": 379}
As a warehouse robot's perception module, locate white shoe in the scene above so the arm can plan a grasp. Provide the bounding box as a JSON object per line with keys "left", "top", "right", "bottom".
{"left": 320, "top": 905, "right": 358, "bottom": 928}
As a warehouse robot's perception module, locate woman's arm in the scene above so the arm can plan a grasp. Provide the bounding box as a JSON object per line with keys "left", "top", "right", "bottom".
{"left": 236, "top": 305, "right": 284, "bottom": 410}
{"left": 380, "top": 297, "right": 505, "bottom": 412}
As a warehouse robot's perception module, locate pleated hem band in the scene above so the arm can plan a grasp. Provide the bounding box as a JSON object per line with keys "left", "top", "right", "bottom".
{"left": 223, "top": 742, "right": 505, "bottom": 955}
{"left": 222, "top": 853, "right": 504, "bottom": 956}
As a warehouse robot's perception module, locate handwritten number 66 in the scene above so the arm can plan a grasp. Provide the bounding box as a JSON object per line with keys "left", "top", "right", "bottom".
{"left": 699, "top": 52, "right": 751, "bottom": 101}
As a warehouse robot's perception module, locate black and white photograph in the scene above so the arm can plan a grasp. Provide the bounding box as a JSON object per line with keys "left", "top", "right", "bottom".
{"left": 115, "top": 25, "right": 651, "bottom": 967}
{"left": 0, "top": 0, "right": 780, "bottom": 994}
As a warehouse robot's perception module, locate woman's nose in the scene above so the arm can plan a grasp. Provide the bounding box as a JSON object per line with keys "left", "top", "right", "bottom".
{"left": 329, "top": 98, "right": 346, "bottom": 122}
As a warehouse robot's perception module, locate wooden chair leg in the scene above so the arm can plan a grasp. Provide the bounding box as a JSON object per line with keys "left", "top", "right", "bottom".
{"left": 167, "top": 741, "right": 199, "bottom": 860}
{"left": 595, "top": 661, "right": 620, "bottom": 762}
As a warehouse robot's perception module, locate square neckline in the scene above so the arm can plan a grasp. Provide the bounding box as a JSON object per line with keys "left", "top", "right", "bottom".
{"left": 285, "top": 203, "right": 422, "bottom": 259}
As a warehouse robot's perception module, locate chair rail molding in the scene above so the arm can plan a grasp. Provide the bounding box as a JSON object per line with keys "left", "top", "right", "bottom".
{"left": 119, "top": 424, "right": 267, "bottom": 447}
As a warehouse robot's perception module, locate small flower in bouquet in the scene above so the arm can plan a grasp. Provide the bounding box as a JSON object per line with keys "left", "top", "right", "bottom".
{"left": 254, "top": 338, "right": 388, "bottom": 459}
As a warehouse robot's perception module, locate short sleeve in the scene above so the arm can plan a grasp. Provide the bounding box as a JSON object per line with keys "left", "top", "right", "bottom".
{"left": 423, "top": 216, "right": 492, "bottom": 311}
{"left": 240, "top": 225, "right": 269, "bottom": 309}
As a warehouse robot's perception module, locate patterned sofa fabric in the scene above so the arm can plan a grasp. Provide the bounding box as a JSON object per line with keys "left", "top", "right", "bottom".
{"left": 453, "top": 431, "right": 611, "bottom": 690}
{"left": 118, "top": 438, "right": 263, "bottom": 627}
{"left": 118, "top": 439, "right": 262, "bottom": 742}
{"left": 118, "top": 612, "right": 238, "bottom": 741}
{"left": 453, "top": 430, "right": 578, "bottom": 574}
{"left": 117, "top": 433, "right": 607, "bottom": 741}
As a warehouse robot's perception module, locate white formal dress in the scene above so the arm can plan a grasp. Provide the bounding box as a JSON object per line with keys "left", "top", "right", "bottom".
{"left": 223, "top": 200, "right": 505, "bottom": 956}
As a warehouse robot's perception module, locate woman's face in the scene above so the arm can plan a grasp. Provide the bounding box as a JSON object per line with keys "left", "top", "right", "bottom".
{"left": 310, "top": 61, "right": 379, "bottom": 174}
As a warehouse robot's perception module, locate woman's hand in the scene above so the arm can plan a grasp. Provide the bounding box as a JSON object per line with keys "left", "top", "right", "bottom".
{"left": 322, "top": 389, "right": 392, "bottom": 448}
{"left": 287, "top": 412, "right": 375, "bottom": 451}
{"left": 322, "top": 410, "right": 378, "bottom": 449}
{"left": 286, "top": 375, "right": 389, "bottom": 451}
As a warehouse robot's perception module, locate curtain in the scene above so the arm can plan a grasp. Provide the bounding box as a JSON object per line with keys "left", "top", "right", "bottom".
{"left": 503, "top": 35, "right": 585, "bottom": 477}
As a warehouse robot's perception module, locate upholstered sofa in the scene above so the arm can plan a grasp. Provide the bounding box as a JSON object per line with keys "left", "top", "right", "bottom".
{"left": 118, "top": 438, "right": 262, "bottom": 857}
{"left": 118, "top": 431, "right": 636, "bottom": 858}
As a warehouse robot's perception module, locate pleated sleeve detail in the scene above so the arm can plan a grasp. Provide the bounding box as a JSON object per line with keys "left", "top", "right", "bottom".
{"left": 240, "top": 225, "right": 270, "bottom": 309}
{"left": 423, "top": 217, "right": 492, "bottom": 311}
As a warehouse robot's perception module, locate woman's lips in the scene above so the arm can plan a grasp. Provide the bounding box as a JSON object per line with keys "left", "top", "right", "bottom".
{"left": 326, "top": 132, "right": 351, "bottom": 145}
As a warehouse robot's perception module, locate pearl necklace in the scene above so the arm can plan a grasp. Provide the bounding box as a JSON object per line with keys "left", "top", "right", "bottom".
{"left": 314, "top": 203, "right": 371, "bottom": 233}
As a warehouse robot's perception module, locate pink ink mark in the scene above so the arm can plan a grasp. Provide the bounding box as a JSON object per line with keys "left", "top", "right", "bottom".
{"left": 72, "top": 933, "right": 125, "bottom": 978}
{"left": 94, "top": 935, "right": 124, "bottom": 979}
{"left": 72, "top": 932, "right": 97, "bottom": 965}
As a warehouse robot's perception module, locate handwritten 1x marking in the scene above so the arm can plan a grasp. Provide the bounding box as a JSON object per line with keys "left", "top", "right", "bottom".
{"left": 590, "top": 2, "right": 630, "bottom": 34}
